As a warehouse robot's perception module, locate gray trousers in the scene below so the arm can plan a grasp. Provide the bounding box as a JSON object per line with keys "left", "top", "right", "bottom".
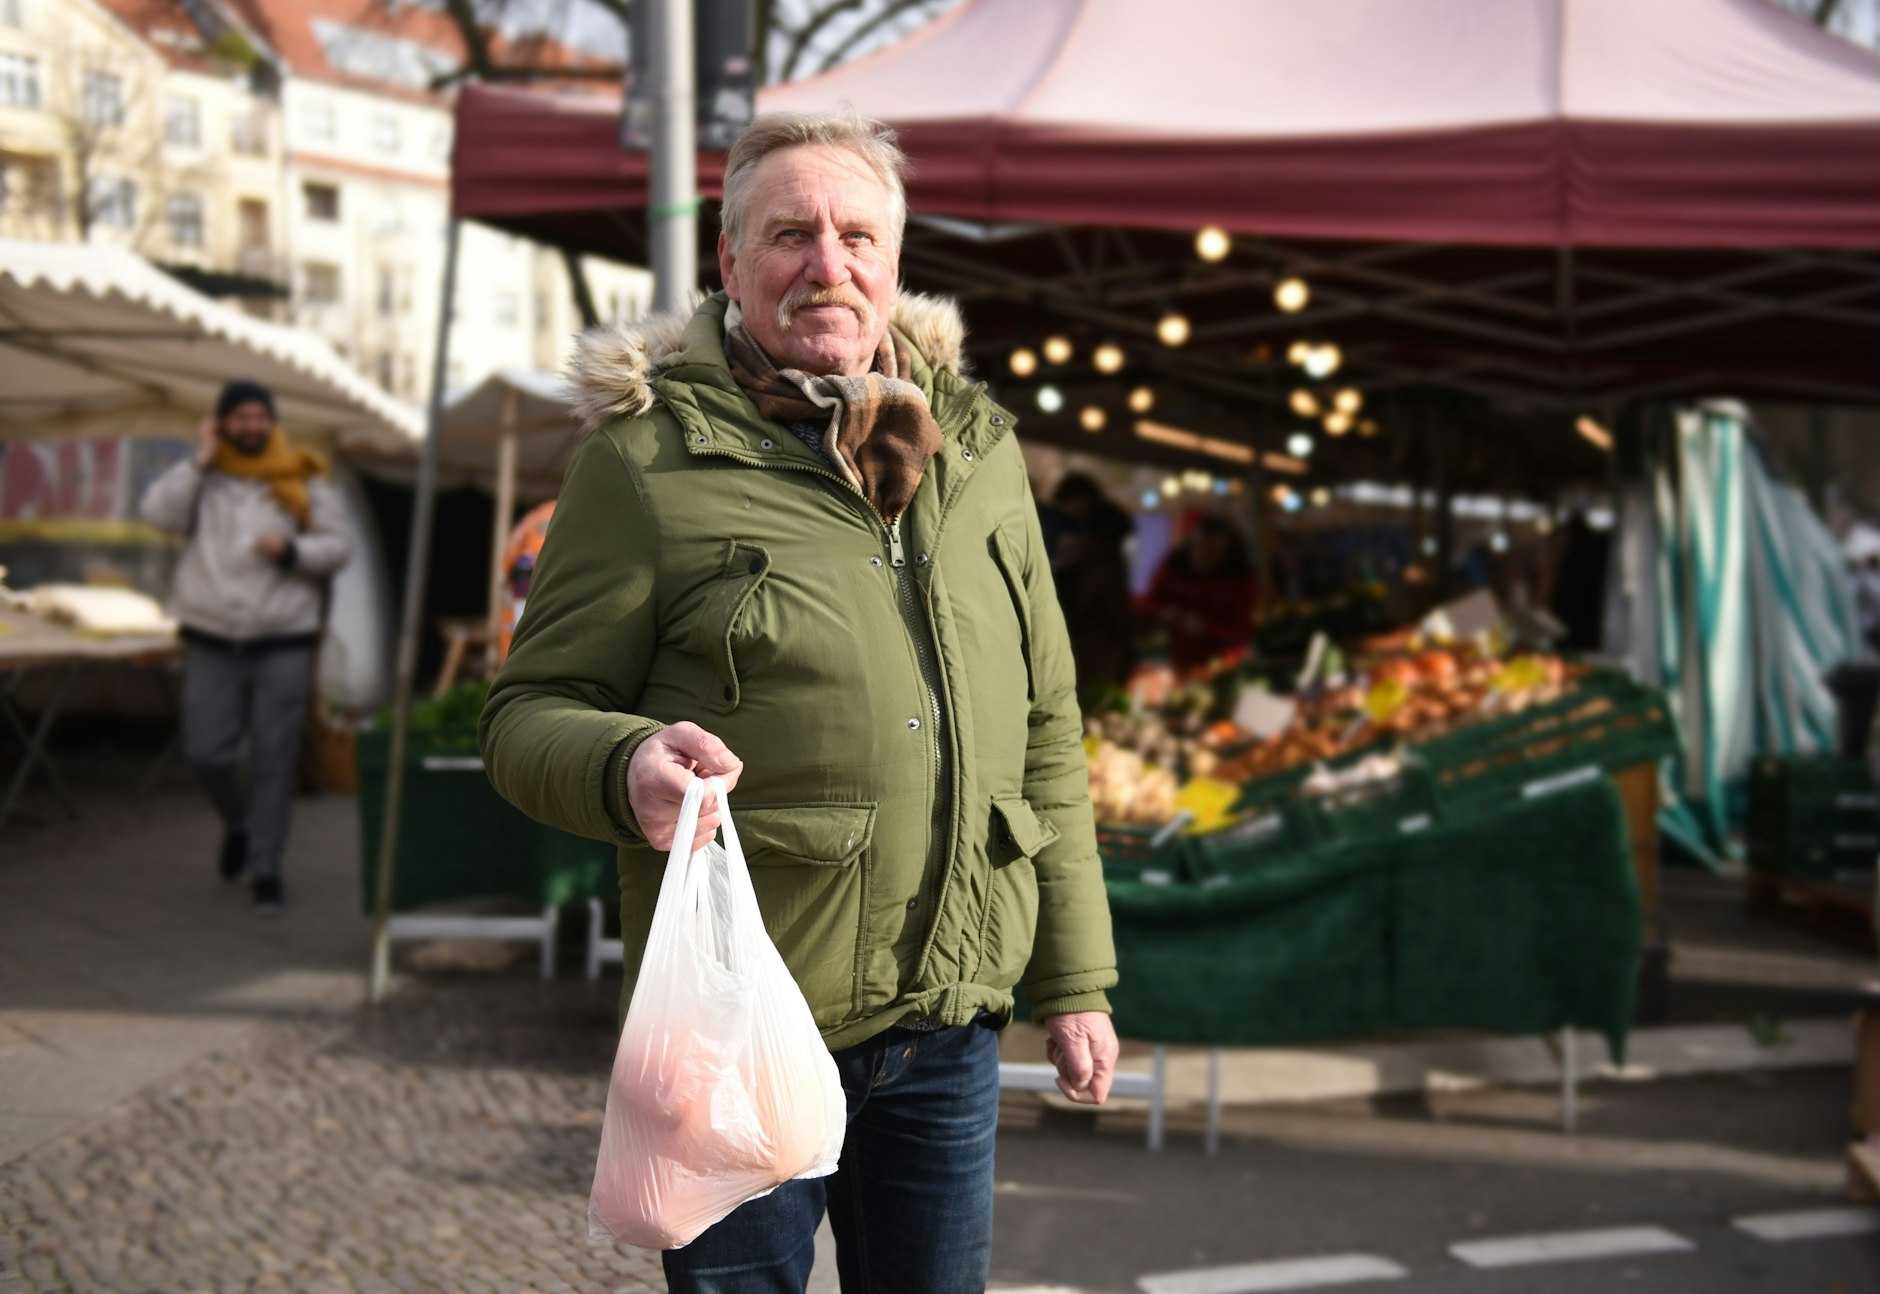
{"left": 180, "top": 641, "right": 313, "bottom": 882}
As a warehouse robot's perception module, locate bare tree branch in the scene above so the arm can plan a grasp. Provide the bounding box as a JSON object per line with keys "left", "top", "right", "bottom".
{"left": 814, "top": 0, "right": 941, "bottom": 74}
{"left": 441, "top": 0, "right": 497, "bottom": 76}
{"left": 782, "top": 0, "right": 868, "bottom": 82}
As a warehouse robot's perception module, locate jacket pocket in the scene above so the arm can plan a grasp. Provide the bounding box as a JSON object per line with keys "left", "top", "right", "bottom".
{"left": 977, "top": 795, "right": 1053, "bottom": 988}
{"left": 679, "top": 540, "right": 771, "bottom": 715}
{"left": 988, "top": 525, "right": 1036, "bottom": 704}
{"left": 733, "top": 803, "right": 875, "bottom": 1028}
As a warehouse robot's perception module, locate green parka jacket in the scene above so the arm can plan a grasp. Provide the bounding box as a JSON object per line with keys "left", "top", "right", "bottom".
{"left": 479, "top": 292, "right": 1117, "bottom": 1051}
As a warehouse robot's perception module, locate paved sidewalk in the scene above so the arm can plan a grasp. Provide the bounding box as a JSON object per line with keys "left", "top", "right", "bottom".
{"left": 1, "top": 789, "right": 370, "bottom": 1167}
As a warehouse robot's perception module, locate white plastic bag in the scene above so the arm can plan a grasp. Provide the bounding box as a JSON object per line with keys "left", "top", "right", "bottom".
{"left": 587, "top": 776, "right": 846, "bottom": 1250}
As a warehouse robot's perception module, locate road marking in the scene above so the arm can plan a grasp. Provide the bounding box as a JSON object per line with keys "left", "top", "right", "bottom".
{"left": 1732, "top": 1207, "right": 1880, "bottom": 1242}
{"left": 1137, "top": 1254, "right": 1408, "bottom": 1293}
{"left": 1449, "top": 1226, "right": 1694, "bottom": 1269}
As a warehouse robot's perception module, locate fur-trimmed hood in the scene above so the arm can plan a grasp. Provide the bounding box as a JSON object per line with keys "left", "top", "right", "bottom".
{"left": 567, "top": 291, "right": 969, "bottom": 435}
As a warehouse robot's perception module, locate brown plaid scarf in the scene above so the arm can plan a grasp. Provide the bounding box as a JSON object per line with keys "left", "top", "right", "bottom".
{"left": 724, "top": 309, "right": 943, "bottom": 523}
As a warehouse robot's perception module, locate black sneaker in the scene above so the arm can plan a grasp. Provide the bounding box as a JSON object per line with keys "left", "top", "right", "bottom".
{"left": 252, "top": 876, "right": 284, "bottom": 916}
{"left": 219, "top": 830, "right": 249, "bottom": 883}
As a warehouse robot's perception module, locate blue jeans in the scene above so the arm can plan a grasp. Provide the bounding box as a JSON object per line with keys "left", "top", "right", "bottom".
{"left": 662, "top": 1016, "right": 1001, "bottom": 1294}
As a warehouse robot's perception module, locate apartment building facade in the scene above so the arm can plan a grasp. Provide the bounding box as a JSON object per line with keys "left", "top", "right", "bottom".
{"left": 2, "top": 0, "right": 648, "bottom": 399}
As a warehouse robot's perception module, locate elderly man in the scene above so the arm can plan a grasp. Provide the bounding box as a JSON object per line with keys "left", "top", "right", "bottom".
{"left": 481, "top": 112, "right": 1118, "bottom": 1293}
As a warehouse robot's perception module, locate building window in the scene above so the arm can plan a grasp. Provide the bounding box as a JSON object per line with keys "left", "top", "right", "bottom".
{"left": 377, "top": 265, "right": 394, "bottom": 317}
{"left": 0, "top": 52, "right": 40, "bottom": 109}
{"left": 368, "top": 112, "right": 399, "bottom": 155}
{"left": 429, "top": 124, "right": 451, "bottom": 161}
{"left": 166, "top": 192, "right": 203, "bottom": 246}
{"left": 81, "top": 71, "right": 125, "bottom": 127}
{"left": 230, "top": 108, "right": 268, "bottom": 157}
{"left": 376, "top": 351, "right": 394, "bottom": 390}
{"left": 303, "top": 181, "right": 339, "bottom": 222}
{"left": 163, "top": 95, "right": 200, "bottom": 147}
{"left": 398, "top": 353, "right": 415, "bottom": 396}
{"left": 297, "top": 95, "right": 335, "bottom": 145}
{"left": 303, "top": 260, "right": 340, "bottom": 304}
{"left": 238, "top": 197, "right": 269, "bottom": 249}
{"left": 494, "top": 290, "right": 519, "bottom": 327}
{"left": 87, "top": 175, "right": 136, "bottom": 229}
{"left": 1, "top": 0, "right": 23, "bottom": 30}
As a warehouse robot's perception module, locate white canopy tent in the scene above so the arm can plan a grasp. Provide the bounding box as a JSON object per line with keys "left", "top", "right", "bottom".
{"left": 0, "top": 239, "right": 419, "bottom": 712}
{"left": 0, "top": 238, "right": 422, "bottom": 451}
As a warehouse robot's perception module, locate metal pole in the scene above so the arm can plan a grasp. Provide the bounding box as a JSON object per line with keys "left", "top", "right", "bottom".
{"left": 648, "top": 0, "right": 697, "bottom": 315}
{"left": 370, "top": 216, "right": 463, "bottom": 1005}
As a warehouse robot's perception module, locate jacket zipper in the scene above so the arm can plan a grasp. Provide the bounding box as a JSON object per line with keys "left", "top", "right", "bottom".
{"left": 689, "top": 383, "right": 991, "bottom": 987}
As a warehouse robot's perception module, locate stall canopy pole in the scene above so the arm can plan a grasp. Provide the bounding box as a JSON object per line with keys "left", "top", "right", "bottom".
{"left": 648, "top": 0, "right": 697, "bottom": 314}
{"left": 370, "top": 217, "right": 463, "bottom": 1005}
{"left": 486, "top": 386, "right": 520, "bottom": 653}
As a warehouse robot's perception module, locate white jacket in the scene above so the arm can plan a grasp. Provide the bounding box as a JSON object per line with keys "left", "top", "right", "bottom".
{"left": 140, "top": 459, "right": 351, "bottom": 642}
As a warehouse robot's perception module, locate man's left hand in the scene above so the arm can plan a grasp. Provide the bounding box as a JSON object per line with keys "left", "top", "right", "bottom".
{"left": 1044, "top": 1011, "right": 1118, "bottom": 1105}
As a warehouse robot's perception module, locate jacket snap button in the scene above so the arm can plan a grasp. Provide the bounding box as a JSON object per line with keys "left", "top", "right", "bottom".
{"left": 694, "top": 435, "right": 706, "bottom": 445}
{"left": 915, "top": 553, "right": 929, "bottom": 566}
{"left": 990, "top": 414, "right": 1005, "bottom": 426}
{"left": 747, "top": 557, "right": 765, "bottom": 574}
{"left": 870, "top": 556, "right": 883, "bottom": 567}
{"left": 761, "top": 438, "right": 774, "bottom": 449}
{"left": 722, "top": 685, "right": 734, "bottom": 701}
{"left": 906, "top": 897, "right": 918, "bottom": 911}
{"left": 961, "top": 449, "right": 975, "bottom": 460}
{"left": 907, "top": 717, "right": 920, "bottom": 730}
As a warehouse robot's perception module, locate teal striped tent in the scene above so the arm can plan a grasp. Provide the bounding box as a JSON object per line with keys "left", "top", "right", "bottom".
{"left": 1609, "top": 402, "right": 1865, "bottom": 859}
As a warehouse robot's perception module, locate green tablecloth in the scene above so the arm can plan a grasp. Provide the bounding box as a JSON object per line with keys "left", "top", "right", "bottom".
{"left": 1100, "top": 777, "right": 1641, "bottom": 1060}
{"left": 354, "top": 728, "right": 618, "bottom": 915}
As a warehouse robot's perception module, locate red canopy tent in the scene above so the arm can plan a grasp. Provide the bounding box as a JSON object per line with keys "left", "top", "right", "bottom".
{"left": 459, "top": 0, "right": 1880, "bottom": 249}
{"left": 450, "top": 0, "right": 1880, "bottom": 463}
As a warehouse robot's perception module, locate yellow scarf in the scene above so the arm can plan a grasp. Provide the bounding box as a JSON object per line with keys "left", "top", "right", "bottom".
{"left": 210, "top": 428, "right": 328, "bottom": 530}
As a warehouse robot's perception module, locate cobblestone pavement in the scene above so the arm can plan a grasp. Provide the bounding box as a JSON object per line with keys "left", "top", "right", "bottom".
{"left": 0, "top": 972, "right": 664, "bottom": 1294}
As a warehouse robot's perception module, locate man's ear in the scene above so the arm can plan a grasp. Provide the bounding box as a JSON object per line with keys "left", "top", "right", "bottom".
{"left": 717, "top": 232, "right": 740, "bottom": 304}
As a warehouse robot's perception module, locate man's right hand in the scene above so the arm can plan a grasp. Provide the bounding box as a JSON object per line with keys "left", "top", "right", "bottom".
{"left": 626, "top": 722, "right": 744, "bottom": 852}
{"left": 194, "top": 416, "right": 220, "bottom": 467}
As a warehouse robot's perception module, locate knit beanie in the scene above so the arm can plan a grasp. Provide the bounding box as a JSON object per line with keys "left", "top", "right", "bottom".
{"left": 215, "top": 379, "right": 277, "bottom": 422}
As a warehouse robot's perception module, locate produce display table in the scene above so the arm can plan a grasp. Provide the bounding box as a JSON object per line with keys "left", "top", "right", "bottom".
{"left": 0, "top": 607, "right": 181, "bottom": 836}
{"left": 354, "top": 727, "right": 618, "bottom": 977}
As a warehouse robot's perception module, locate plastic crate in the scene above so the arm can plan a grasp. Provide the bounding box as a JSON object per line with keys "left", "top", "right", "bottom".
{"left": 1184, "top": 797, "right": 1323, "bottom": 884}
{"left": 1413, "top": 674, "right": 1678, "bottom": 812}
{"left": 1300, "top": 763, "right": 1442, "bottom": 845}
{"left": 355, "top": 727, "right": 619, "bottom": 914}
{"left": 1747, "top": 755, "right": 1880, "bottom": 881}
{"left": 1094, "top": 823, "right": 1187, "bottom": 886}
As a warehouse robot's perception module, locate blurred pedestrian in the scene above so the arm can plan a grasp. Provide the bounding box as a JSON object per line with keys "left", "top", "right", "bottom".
{"left": 482, "top": 111, "right": 1117, "bottom": 1293}
{"left": 140, "top": 380, "right": 351, "bottom": 914}
{"left": 1139, "top": 514, "right": 1259, "bottom": 673}
{"left": 1051, "top": 473, "right": 1136, "bottom": 697}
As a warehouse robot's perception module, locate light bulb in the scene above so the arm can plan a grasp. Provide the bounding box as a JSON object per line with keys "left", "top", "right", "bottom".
{"left": 1161, "top": 476, "right": 1181, "bottom": 498}
{"left": 1282, "top": 491, "right": 1303, "bottom": 513}
{"left": 1286, "top": 431, "right": 1314, "bottom": 458}
{"left": 1289, "top": 389, "right": 1320, "bottom": 418}
{"left": 1079, "top": 405, "right": 1107, "bottom": 432}
{"left": 1127, "top": 385, "right": 1155, "bottom": 414}
{"left": 1303, "top": 343, "right": 1341, "bottom": 379}
{"left": 1270, "top": 484, "right": 1292, "bottom": 505}
{"left": 1036, "top": 384, "right": 1063, "bottom": 413}
{"left": 1309, "top": 487, "right": 1331, "bottom": 508}
{"left": 1008, "top": 347, "right": 1038, "bottom": 377}
{"left": 1195, "top": 226, "right": 1232, "bottom": 262}
{"left": 1156, "top": 312, "right": 1191, "bottom": 348}
{"left": 1324, "top": 410, "right": 1353, "bottom": 436}
{"left": 1536, "top": 514, "right": 1554, "bottom": 535}
{"left": 1093, "top": 342, "right": 1125, "bottom": 374}
{"left": 1042, "top": 335, "right": 1073, "bottom": 365}
{"left": 1286, "top": 340, "right": 1312, "bottom": 366}
{"left": 1490, "top": 531, "right": 1510, "bottom": 553}
{"left": 1358, "top": 418, "right": 1379, "bottom": 437}
{"left": 1274, "top": 276, "right": 1310, "bottom": 313}
{"left": 1333, "top": 387, "right": 1362, "bottom": 414}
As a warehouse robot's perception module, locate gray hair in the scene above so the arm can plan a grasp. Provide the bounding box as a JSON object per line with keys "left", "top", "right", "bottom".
{"left": 719, "top": 110, "right": 910, "bottom": 250}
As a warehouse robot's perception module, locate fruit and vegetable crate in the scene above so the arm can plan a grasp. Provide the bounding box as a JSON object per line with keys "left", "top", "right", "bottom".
{"left": 1093, "top": 823, "right": 1189, "bottom": 885}
{"left": 1407, "top": 672, "right": 1679, "bottom": 814}
{"left": 1746, "top": 754, "right": 1880, "bottom": 881}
